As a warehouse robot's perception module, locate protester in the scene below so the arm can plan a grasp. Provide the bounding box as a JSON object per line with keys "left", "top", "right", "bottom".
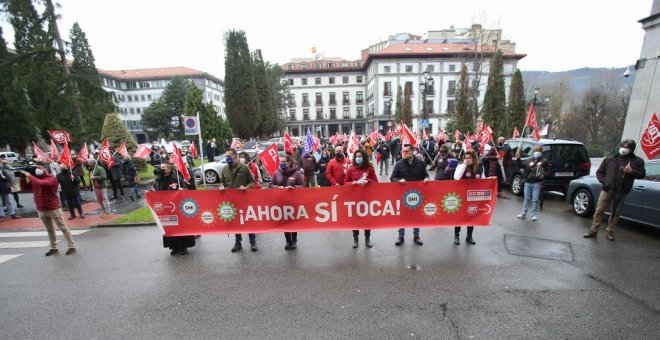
{"left": 422, "top": 135, "right": 436, "bottom": 165}
{"left": 240, "top": 152, "right": 262, "bottom": 190}
{"left": 389, "top": 137, "right": 400, "bottom": 164}
{"left": 451, "top": 141, "right": 465, "bottom": 160}
{"left": 516, "top": 146, "right": 547, "bottom": 221}
{"left": 376, "top": 139, "right": 391, "bottom": 175}
{"left": 316, "top": 149, "right": 333, "bottom": 187}
{"left": 219, "top": 148, "right": 257, "bottom": 252}
{"left": 495, "top": 136, "right": 512, "bottom": 198}
{"left": 364, "top": 137, "right": 374, "bottom": 161}
{"left": 56, "top": 163, "right": 84, "bottom": 220}
{"left": 484, "top": 144, "right": 506, "bottom": 199}
{"left": 584, "top": 139, "right": 646, "bottom": 241}
{"left": 108, "top": 153, "right": 124, "bottom": 201}
{"left": 301, "top": 152, "right": 317, "bottom": 187}
{"left": 73, "top": 159, "right": 89, "bottom": 191}
{"left": 20, "top": 162, "right": 75, "bottom": 256}
{"left": 453, "top": 150, "right": 483, "bottom": 245}
{"left": 154, "top": 163, "right": 195, "bottom": 255}
{"left": 0, "top": 162, "right": 21, "bottom": 221}
{"left": 150, "top": 141, "right": 160, "bottom": 165}
{"left": 344, "top": 149, "right": 378, "bottom": 248}
{"left": 326, "top": 146, "right": 351, "bottom": 186}
{"left": 88, "top": 159, "right": 111, "bottom": 218}
{"left": 122, "top": 155, "right": 139, "bottom": 201}
{"left": 391, "top": 144, "right": 430, "bottom": 246}
{"left": 432, "top": 144, "right": 457, "bottom": 181}
{"left": 1, "top": 159, "right": 23, "bottom": 210}
{"left": 270, "top": 154, "right": 304, "bottom": 250}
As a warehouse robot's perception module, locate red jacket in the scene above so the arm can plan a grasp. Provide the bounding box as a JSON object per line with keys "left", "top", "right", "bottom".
{"left": 325, "top": 157, "right": 351, "bottom": 186}
{"left": 29, "top": 174, "right": 61, "bottom": 211}
{"left": 344, "top": 165, "right": 378, "bottom": 184}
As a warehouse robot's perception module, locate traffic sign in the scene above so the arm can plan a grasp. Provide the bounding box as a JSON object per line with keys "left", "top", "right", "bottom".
{"left": 421, "top": 119, "right": 429, "bottom": 128}
{"left": 184, "top": 117, "right": 199, "bottom": 135}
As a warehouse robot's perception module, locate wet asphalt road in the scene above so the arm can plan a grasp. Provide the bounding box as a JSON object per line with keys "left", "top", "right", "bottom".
{"left": 1, "top": 170, "right": 660, "bottom": 339}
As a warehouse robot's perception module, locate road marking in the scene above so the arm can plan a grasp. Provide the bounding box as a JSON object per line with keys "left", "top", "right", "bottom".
{"left": 0, "top": 254, "right": 22, "bottom": 264}
{"left": 0, "top": 230, "right": 89, "bottom": 238}
{"left": 0, "top": 241, "right": 50, "bottom": 249}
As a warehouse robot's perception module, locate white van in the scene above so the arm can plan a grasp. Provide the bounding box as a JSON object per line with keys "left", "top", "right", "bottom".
{"left": 0, "top": 152, "right": 20, "bottom": 163}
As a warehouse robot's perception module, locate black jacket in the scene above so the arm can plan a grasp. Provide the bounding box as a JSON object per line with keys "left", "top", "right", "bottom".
{"left": 390, "top": 157, "right": 429, "bottom": 182}
{"left": 153, "top": 170, "right": 186, "bottom": 191}
{"left": 377, "top": 143, "right": 391, "bottom": 159}
{"left": 517, "top": 157, "right": 548, "bottom": 184}
{"left": 316, "top": 157, "right": 331, "bottom": 187}
{"left": 56, "top": 170, "right": 81, "bottom": 197}
{"left": 596, "top": 154, "right": 646, "bottom": 194}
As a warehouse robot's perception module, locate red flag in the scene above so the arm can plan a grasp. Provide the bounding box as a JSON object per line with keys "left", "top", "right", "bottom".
{"left": 77, "top": 143, "right": 89, "bottom": 163}
{"left": 422, "top": 128, "right": 428, "bottom": 141}
{"left": 99, "top": 139, "right": 115, "bottom": 168}
{"left": 170, "top": 144, "right": 191, "bottom": 182}
{"left": 133, "top": 144, "right": 153, "bottom": 159}
{"left": 369, "top": 129, "right": 379, "bottom": 144}
{"left": 437, "top": 130, "right": 447, "bottom": 143}
{"left": 532, "top": 127, "right": 541, "bottom": 141}
{"left": 477, "top": 127, "right": 493, "bottom": 154}
{"left": 392, "top": 123, "right": 402, "bottom": 137}
{"left": 401, "top": 121, "right": 418, "bottom": 147}
{"left": 314, "top": 135, "right": 320, "bottom": 152}
{"left": 342, "top": 133, "right": 348, "bottom": 143}
{"left": 117, "top": 142, "right": 130, "bottom": 159}
{"left": 512, "top": 127, "right": 520, "bottom": 139}
{"left": 50, "top": 140, "right": 60, "bottom": 160}
{"left": 454, "top": 130, "right": 462, "bottom": 141}
{"left": 230, "top": 139, "right": 241, "bottom": 149}
{"left": 640, "top": 113, "right": 660, "bottom": 159}
{"left": 284, "top": 133, "right": 294, "bottom": 154}
{"left": 476, "top": 121, "right": 484, "bottom": 133}
{"left": 48, "top": 130, "right": 71, "bottom": 144}
{"left": 189, "top": 143, "right": 198, "bottom": 158}
{"left": 258, "top": 143, "right": 280, "bottom": 177}
{"left": 524, "top": 103, "right": 539, "bottom": 130}
{"left": 32, "top": 142, "right": 52, "bottom": 163}
{"left": 330, "top": 132, "right": 339, "bottom": 146}
{"left": 385, "top": 130, "right": 392, "bottom": 141}
{"left": 59, "top": 142, "right": 74, "bottom": 168}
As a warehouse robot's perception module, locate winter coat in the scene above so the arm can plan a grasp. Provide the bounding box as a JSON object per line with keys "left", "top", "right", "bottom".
{"left": 517, "top": 157, "right": 549, "bottom": 184}
{"left": 390, "top": 157, "right": 429, "bottom": 182}
{"left": 91, "top": 162, "right": 108, "bottom": 188}
{"left": 28, "top": 173, "right": 61, "bottom": 211}
{"left": 0, "top": 169, "right": 11, "bottom": 195}
{"left": 364, "top": 142, "right": 374, "bottom": 159}
{"left": 56, "top": 170, "right": 81, "bottom": 197}
{"left": 456, "top": 163, "right": 485, "bottom": 180}
{"left": 269, "top": 166, "right": 304, "bottom": 188}
{"left": 123, "top": 159, "right": 137, "bottom": 186}
{"left": 109, "top": 155, "right": 123, "bottom": 181}
{"left": 316, "top": 156, "right": 332, "bottom": 187}
{"left": 301, "top": 154, "right": 316, "bottom": 176}
{"left": 153, "top": 170, "right": 186, "bottom": 191}
{"left": 220, "top": 163, "right": 255, "bottom": 189}
{"left": 325, "top": 156, "right": 351, "bottom": 186}
{"left": 485, "top": 147, "right": 501, "bottom": 178}
{"left": 596, "top": 154, "right": 646, "bottom": 194}
{"left": 377, "top": 143, "right": 391, "bottom": 159}
{"left": 344, "top": 165, "right": 378, "bottom": 184}
{"left": 433, "top": 154, "right": 457, "bottom": 181}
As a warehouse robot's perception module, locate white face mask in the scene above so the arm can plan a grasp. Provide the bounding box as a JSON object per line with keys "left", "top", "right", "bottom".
{"left": 35, "top": 169, "right": 45, "bottom": 176}
{"left": 239, "top": 158, "right": 246, "bottom": 164}
{"left": 619, "top": 148, "right": 630, "bottom": 156}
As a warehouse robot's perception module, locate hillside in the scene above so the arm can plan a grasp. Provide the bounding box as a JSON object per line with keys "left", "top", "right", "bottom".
{"left": 521, "top": 67, "right": 635, "bottom": 93}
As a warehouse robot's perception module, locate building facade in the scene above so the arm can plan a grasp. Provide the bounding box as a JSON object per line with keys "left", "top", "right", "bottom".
{"left": 281, "top": 27, "right": 525, "bottom": 138}
{"left": 98, "top": 66, "right": 224, "bottom": 144}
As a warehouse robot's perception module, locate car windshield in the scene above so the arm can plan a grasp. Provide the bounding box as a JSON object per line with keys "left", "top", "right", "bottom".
{"left": 542, "top": 145, "right": 589, "bottom": 162}
{"left": 242, "top": 142, "right": 257, "bottom": 149}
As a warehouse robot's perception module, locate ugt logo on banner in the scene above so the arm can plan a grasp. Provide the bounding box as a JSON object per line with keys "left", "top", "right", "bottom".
{"left": 184, "top": 117, "right": 199, "bottom": 136}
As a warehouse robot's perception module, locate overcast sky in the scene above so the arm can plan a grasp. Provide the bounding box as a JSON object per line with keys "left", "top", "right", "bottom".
{"left": 0, "top": 0, "right": 654, "bottom": 78}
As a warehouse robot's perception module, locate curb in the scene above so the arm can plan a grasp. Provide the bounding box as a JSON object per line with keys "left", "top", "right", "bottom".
{"left": 94, "top": 222, "right": 157, "bottom": 228}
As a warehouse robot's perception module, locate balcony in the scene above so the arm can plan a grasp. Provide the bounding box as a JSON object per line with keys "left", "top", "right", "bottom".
{"left": 302, "top": 101, "right": 310, "bottom": 107}
{"left": 316, "top": 113, "right": 323, "bottom": 120}
{"left": 329, "top": 100, "right": 337, "bottom": 106}
{"left": 356, "top": 99, "right": 364, "bottom": 105}
{"left": 330, "top": 112, "right": 337, "bottom": 119}
{"left": 356, "top": 114, "right": 364, "bottom": 119}
{"left": 303, "top": 114, "right": 310, "bottom": 121}
{"left": 342, "top": 100, "right": 350, "bottom": 105}
{"left": 446, "top": 88, "right": 456, "bottom": 96}
{"left": 288, "top": 101, "right": 296, "bottom": 107}
{"left": 343, "top": 114, "right": 351, "bottom": 119}
{"left": 289, "top": 115, "right": 297, "bottom": 121}
{"left": 383, "top": 91, "right": 392, "bottom": 97}
{"left": 316, "top": 100, "right": 323, "bottom": 106}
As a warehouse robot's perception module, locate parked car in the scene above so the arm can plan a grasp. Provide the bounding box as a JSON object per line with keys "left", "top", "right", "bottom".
{"left": 567, "top": 159, "right": 660, "bottom": 228}
{"left": 194, "top": 158, "right": 228, "bottom": 184}
{"left": 504, "top": 138, "right": 591, "bottom": 195}
{"left": 0, "top": 151, "right": 21, "bottom": 163}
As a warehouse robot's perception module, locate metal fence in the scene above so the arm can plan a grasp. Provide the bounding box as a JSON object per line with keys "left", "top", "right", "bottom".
{"left": 583, "top": 142, "right": 619, "bottom": 158}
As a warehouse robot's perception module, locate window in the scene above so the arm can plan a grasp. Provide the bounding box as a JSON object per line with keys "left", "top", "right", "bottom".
{"left": 134, "top": 95, "right": 139, "bottom": 102}
{"left": 357, "top": 107, "right": 363, "bottom": 118}
{"left": 147, "top": 94, "right": 152, "bottom": 101}
{"left": 289, "top": 109, "right": 296, "bottom": 120}
{"left": 136, "top": 108, "right": 141, "bottom": 114}
{"left": 302, "top": 93, "right": 309, "bottom": 106}
{"left": 127, "top": 95, "right": 133, "bottom": 102}
{"left": 315, "top": 77, "right": 321, "bottom": 85}
{"left": 426, "top": 100, "right": 434, "bottom": 114}
{"left": 384, "top": 66, "right": 391, "bottom": 73}
{"left": 329, "top": 77, "right": 335, "bottom": 84}
{"left": 384, "top": 82, "right": 392, "bottom": 96}
{"left": 447, "top": 80, "right": 456, "bottom": 96}
{"left": 405, "top": 65, "right": 413, "bottom": 73}
{"left": 288, "top": 94, "right": 296, "bottom": 106}
{"left": 140, "top": 94, "right": 146, "bottom": 101}
{"left": 449, "top": 64, "right": 456, "bottom": 72}
{"left": 343, "top": 107, "right": 350, "bottom": 118}
{"left": 316, "top": 93, "right": 323, "bottom": 106}
{"left": 301, "top": 63, "right": 308, "bottom": 69}
{"left": 356, "top": 91, "right": 363, "bottom": 104}
{"left": 342, "top": 92, "right": 350, "bottom": 105}
{"left": 472, "top": 62, "right": 481, "bottom": 72}
{"left": 329, "top": 92, "right": 336, "bottom": 105}
{"left": 315, "top": 63, "right": 321, "bottom": 69}
{"left": 342, "top": 76, "right": 349, "bottom": 84}
{"left": 288, "top": 79, "right": 294, "bottom": 86}
{"left": 302, "top": 78, "right": 308, "bottom": 85}
{"left": 341, "top": 62, "right": 349, "bottom": 67}
{"left": 356, "top": 76, "right": 363, "bottom": 83}
{"left": 140, "top": 81, "right": 150, "bottom": 88}
{"left": 129, "top": 108, "right": 135, "bottom": 114}
{"left": 447, "top": 100, "right": 455, "bottom": 114}
{"left": 426, "top": 65, "right": 435, "bottom": 72}
{"left": 355, "top": 61, "right": 362, "bottom": 67}
{"left": 330, "top": 108, "right": 337, "bottom": 119}
{"left": 328, "top": 62, "right": 334, "bottom": 68}
{"left": 303, "top": 108, "right": 310, "bottom": 120}
{"left": 316, "top": 106, "right": 323, "bottom": 120}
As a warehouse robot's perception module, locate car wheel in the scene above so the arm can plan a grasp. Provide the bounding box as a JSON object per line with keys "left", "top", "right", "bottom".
{"left": 205, "top": 170, "right": 218, "bottom": 184}
{"left": 572, "top": 188, "right": 594, "bottom": 217}
{"left": 511, "top": 174, "right": 524, "bottom": 196}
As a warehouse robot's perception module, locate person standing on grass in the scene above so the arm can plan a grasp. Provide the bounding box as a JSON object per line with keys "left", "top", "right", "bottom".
{"left": 20, "top": 162, "right": 76, "bottom": 256}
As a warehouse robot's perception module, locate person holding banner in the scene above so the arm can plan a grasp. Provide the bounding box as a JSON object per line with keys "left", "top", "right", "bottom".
{"left": 453, "top": 149, "right": 484, "bottom": 245}
{"left": 88, "top": 159, "right": 111, "bottom": 218}
{"left": 219, "top": 148, "right": 257, "bottom": 253}
{"left": 240, "top": 152, "right": 262, "bottom": 190}
{"left": 515, "top": 146, "right": 547, "bottom": 221}
{"left": 270, "top": 155, "right": 305, "bottom": 250}
{"left": 391, "top": 144, "right": 430, "bottom": 246}
{"left": 154, "top": 163, "right": 196, "bottom": 255}
{"left": 345, "top": 149, "right": 378, "bottom": 248}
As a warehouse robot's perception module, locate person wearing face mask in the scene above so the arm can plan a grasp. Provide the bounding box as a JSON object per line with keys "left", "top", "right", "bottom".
{"left": 495, "top": 137, "right": 512, "bottom": 198}
{"left": 219, "top": 148, "right": 257, "bottom": 252}
{"left": 154, "top": 163, "right": 196, "bottom": 255}
{"left": 1, "top": 160, "right": 23, "bottom": 210}
{"left": 240, "top": 152, "right": 262, "bottom": 189}
{"left": 301, "top": 152, "right": 317, "bottom": 187}
{"left": 584, "top": 139, "right": 646, "bottom": 241}
{"left": 326, "top": 146, "right": 351, "bottom": 186}
{"left": 344, "top": 149, "right": 378, "bottom": 248}
{"left": 391, "top": 144, "right": 430, "bottom": 246}
{"left": 88, "top": 159, "right": 111, "bottom": 218}
{"left": 451, "top": 141, "right": 465, "bottom": 161}
{"left": 269, "top": 155, "right": 304, "bottom": 250}
{"left": 0, "top": 161, "right": 22, "bottom": 221}
{"left": 20, "top": 162, "right": 76, "bottom": 256}
{"left": 376, "top": 139, "right": 391, "bottom": 176}
{"left": 433, "top": 145, "right": 457, "bottom": 181}
{"left": 515, "top": 146, "right": 547, "bottom": 221}
{"left": 56, "top": 163, "right": 84, "bottom": 220}
{"left": 452, "top": 149, "right": 484, "bottom": 245}
{"left": 316, "top": 149, "right": 333, "bottom": 187}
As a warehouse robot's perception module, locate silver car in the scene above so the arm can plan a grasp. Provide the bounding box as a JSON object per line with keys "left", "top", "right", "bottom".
{"left": 567, "top": 159, "right": 660, "bottom": 228}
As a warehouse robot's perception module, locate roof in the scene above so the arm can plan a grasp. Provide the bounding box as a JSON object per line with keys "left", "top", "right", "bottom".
{"left": 98, "top": 66, "right": 223, "bottom": 83}
{"left": 372, "top": 42, "right": 519, "bottom": 56}
{"left": 506, "top": 138, "right": 586, "bottom": 146}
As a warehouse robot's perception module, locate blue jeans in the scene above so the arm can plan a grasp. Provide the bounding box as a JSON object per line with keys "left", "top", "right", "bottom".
{"left": 522, "top": 182, "right": 542, "bottom": 216}
{"left": 0, "top": 194, "right": 14, "bottom": 217}
{"left": 398, "top": 228, "right": 420, "bottom": 237}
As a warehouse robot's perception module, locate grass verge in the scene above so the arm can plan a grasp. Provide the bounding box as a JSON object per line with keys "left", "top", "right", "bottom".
{"left": 111, "top": 206, "right": 155, "bottom": 224}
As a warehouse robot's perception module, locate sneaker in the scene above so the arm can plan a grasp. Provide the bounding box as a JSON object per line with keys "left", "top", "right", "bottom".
{"left": 531, "top": 215, "right": 537, "bottom": 221}
{"left": 65, "top": 248, "right": 76, "bottom": 255}
{"left": 395, "top": 236, "right": 404, "bottom": 246}
{"left": 16, "top": 204, "right": 24, "bottom": 208}
{"left": 45, "top": 249, "right": 58, "bottom": 256}
{"left": 516, "top": 214, "right": 526, "bottom": 219}
{"left": 583, "top": 230, "right": 597, "bottom": 238}
{"left": 606, "top": 231, "right": 615, "bottom": 241}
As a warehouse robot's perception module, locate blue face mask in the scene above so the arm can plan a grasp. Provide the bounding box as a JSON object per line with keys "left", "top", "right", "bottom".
{"left": 533, "top": 152, "right": 542, "bottom": 159}
{"left": 226, "top": 156, "right": 233, "bottom": 165}
{"left": 279, "top": 163, "right": 287, "bottom": 171}
{"left": 355, "top": 157, "right": 364, "bottom": 165}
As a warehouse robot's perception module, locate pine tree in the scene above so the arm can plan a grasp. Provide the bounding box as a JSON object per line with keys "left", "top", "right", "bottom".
{"left": 402, "top": 83, "right": 413, "bottom": 126}
{"left": 481, "top": 50, "right": 506, "bottom": 135}
{"left": 505, "top": 69, "right": 525, "bottom": 139}
{"left": 101, "top": 113, "right": 137, "bottom": 151}
{"left": 252, "top": 49, "right": 273, "bottom": 137}
{"left": 141, "top": 77, "right": 190, "bottom": 139}
{"left": 394, "top": 85, "right": 403, "bottom": 123}
{"left": 224, "top": 29, "right": 260, "bottom": 139}
{"left": 141, "top": 100, "right": 175, "bottom": 139}
{"left": 446, "top": 64, "right": 473, "bottom": 138}
{"left": 264, "top": 61, "right": 284, "bottom": 136}
{"left": 69, "top": 22, "right": 115, "bottom": 142}
{"left": 183, "top": 85, "right": 232, "bottom": 149}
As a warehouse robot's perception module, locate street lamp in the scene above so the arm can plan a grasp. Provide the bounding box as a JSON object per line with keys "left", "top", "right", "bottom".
{"left": 419, "top": 70, "right": 434, "bottom": 122}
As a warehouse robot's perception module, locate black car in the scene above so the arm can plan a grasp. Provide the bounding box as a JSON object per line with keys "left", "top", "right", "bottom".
{"left": 504, "top": 138, "right": 591, "bottom": 195}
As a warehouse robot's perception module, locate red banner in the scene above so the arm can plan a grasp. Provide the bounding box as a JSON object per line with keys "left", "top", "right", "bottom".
{"left": 146, "top": 179, "right": 498, "bottom": 236}
{"left": 258, "top": 143, "right": 280, "bottom": 177}
{"left": 59, "top": 142, "right": 74, "bottom": 168}
{"left": 133, "top": 144, "right": 152, "bottom": 159}
{"left": 50, "top": 140, "right": 60, "bottom": 160}
{"left": 284, "top": 133, "right": 294, "bottom": 154}
{"left": 189, "top": 143, "right": 198, "bottom": 158}
{"left": 116, "top": 142, "right": 130, "bottom": 159}
{"left": 640, "top": 113, "right": 660, "bottom": 159}
{"left": 48, "top": 130, "right": 71, "bottom": 144}
{"left": 32, "top": 142, "right": 52, "bottom": 163}
{"left": 170, "top": 144, "right": 191, "bottom": 182}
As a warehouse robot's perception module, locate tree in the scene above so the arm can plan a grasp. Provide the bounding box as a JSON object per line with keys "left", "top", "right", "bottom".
{"left": 264, "top": 61, "right": 285, "bottom": 135}
{"left": 402, "top": 82, "right": 413, "bottom": 126}
{"left": 446, "top": 64, "right": 473, "bottom": 138}
{"left": 69, "top": 22, "right": 115, "bottom": 142}
{"left": 224, "top": 29, "right": 260, "bottom": 139}
{"left": 467, "top": 23, "right": 502, "bottom": 127}
{"left": 394, "top": 85, "right": 403, "bottom": 123}
{"left": 141, "top": 76, "right": 190, "bottom": 140}
{"left": 252, "top": 49, "right": 274, "bottom": 137}
{"left": 504, "top": 69, "right": 525, "bottom": 138}
{"left": 183, "top": 85, "right": 232, "bottom": 151}
{"left": 141, "top": 101, "right": 175, "bottom": 139}
{"left": 481, "top": 50, "right": 506, "bottom": 135}
{"left": 101, "top": 113, "right": 137, "bottom": 152}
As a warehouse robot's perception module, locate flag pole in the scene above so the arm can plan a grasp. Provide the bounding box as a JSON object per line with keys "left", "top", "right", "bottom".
{"left": 197, "top": 112, "right": 207, "bottom": 189}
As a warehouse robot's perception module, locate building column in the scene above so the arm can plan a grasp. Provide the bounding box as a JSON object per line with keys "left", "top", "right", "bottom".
{"left": 351, "top": 122, "right": 355, "bottom": 133}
